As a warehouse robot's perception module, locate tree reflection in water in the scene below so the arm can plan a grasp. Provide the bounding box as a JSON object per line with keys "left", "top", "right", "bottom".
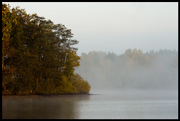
{"left": 2, "top": 95, "right": 90, "bottom": 119}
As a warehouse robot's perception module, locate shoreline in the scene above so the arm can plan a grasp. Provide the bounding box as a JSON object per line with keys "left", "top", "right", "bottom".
{"left": 2, "top": 93, "right": 101, "bottom": 96}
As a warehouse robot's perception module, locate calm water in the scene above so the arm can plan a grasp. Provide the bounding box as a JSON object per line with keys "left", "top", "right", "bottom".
{"left": 2, "top": 91, "right": 178, "bottom": 119}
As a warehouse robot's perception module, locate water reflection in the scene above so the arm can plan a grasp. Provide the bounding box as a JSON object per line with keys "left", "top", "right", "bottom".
{"left": 2, "top": 95, "right": 90, "bottom": 119}
{"left": 2, "top": 94, "right": 178, "bottom": 119}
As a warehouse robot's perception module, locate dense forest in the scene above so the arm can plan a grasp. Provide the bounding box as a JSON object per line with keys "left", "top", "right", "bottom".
{"left": 2, "top": 4, "right": 178, "bottom": 95}
{"left": 75, "top": 49, "right": 178, "bottom": 91}
{"left": 2, "top": 4, "right": 90, "bottom": 95}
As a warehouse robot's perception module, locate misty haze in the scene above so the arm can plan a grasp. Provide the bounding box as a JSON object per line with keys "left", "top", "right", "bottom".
{"left": 2, "top": 2, "right": 178, "bottom": 119}
{"left": 75, "top": 49, "right": 178, "bottom": 99}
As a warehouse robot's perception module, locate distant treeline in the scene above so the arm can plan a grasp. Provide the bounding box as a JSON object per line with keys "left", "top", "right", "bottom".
{"left": 75, "top": 49, "right": 178, "bottom": 90}
{"left": 2, "top": 4, "right": 90, "bottom": 95}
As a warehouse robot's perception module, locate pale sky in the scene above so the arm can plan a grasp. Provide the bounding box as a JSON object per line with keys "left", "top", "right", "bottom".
{"left": 3, "top": 2, "right": 178, "bottom": 55}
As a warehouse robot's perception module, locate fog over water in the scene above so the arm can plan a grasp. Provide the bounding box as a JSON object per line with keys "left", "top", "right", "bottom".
{"left": 75, "top": 49, "right": 178, "bottom": 99}
{"left": 2, "top": 94, "right": 178, "bottom": 119}
{"left": 2, "top": 2, "right": 178, "bottom": 119}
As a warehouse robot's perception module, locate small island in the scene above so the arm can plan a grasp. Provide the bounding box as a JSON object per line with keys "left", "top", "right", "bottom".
{"left": 2, "top": 4, "right": 91, "bottom": 95}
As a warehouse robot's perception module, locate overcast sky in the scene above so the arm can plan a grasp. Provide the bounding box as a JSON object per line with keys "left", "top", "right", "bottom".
{"left": 3, "top": 2, "right": 178, "bottom": 55}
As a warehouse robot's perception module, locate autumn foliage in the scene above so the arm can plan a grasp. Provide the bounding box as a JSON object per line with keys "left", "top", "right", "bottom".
{"left": 2, "top": 4, "right": 90, "bottom": 95}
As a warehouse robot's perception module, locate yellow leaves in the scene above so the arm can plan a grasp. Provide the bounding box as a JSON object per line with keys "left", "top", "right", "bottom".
{"left": 12, "top": 19, "right": 17, "bottom": 24}
{"left": 69, "top": 50, "right": 80, "bottom": 67}
{"left": 55, "top": 75, "right": 77, "bottom": 94}
{"left": 71, "top": 74, "right": 91, "bottom": 93}
{"left": 6, "top": 27, "right": 8, "bottom": 31}
{"left": 2, "top": 3, "right": 17, "bottom": 40}
{"left": 2, "top": 3, "right": 90, "bottom": 95}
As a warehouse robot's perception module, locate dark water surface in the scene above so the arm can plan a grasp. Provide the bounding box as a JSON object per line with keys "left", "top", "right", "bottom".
{"left": 2, "top": 91, "right": 178, "bottom": 119}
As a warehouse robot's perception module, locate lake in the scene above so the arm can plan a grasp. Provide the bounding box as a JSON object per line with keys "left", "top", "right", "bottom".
{"left": 2, "top": 90, "right": 178, "bottom": 119}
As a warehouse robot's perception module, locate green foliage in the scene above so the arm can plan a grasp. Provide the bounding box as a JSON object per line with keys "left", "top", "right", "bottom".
{"left": 2, "top": 4, "right": 17, "bottom": 92}
{"left": 2, "top": 4, "right": 90, "bottom": 95}
{"left": 55, "top": 76, "right": 77, "bottom": 94}
{"left": 71, "top": 74, "right": 91, "bottom": 93}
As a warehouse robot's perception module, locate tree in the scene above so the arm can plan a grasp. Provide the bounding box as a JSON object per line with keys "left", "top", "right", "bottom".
{"left": 2, "top": 4, "right": 17, "bottom": 93}
{"left": 2, "top": 4, "right": 90, "bottom": 95}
